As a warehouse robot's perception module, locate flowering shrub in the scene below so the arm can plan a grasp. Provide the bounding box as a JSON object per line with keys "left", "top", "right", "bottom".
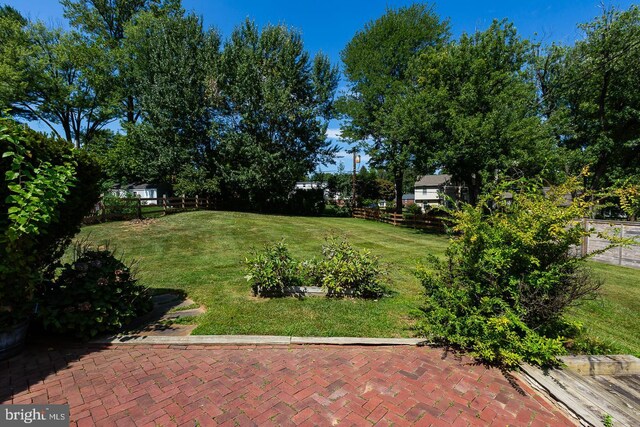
{"left": 39, "top": 247, "right": 152, "bottom": 338}
{"left": 415, "top": 177, "right": 631, "bottom": 367}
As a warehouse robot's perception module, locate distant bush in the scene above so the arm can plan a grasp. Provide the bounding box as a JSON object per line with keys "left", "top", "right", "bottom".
{"left": 287, "top": 189, "right": 325, "bottom": 216}
{"left": 415, "top": 177, "right": 629, "bottom": 367}
{"left": 245, "top": 241, "right": 302, "bottom": 296}
{"left": 102, "top": 193, "right": 138, "bottom": 219}
{"left": 39, "top": 246, "right": 152, "bottom": 338}
{"left": 323, "top": 204, "right": 351, "bottom": 217}
{"left": 403, "top": 203, "right": 423, "bottom": 218}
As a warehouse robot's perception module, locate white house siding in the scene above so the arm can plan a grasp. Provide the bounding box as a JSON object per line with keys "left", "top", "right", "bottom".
{"left": 415, "top": 187, "right": 442, "bottom": 208}
{"left": 131, "top": 189, "right": 158, "bottom": 204}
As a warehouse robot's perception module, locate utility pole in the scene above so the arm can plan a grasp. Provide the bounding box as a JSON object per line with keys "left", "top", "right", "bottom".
{"left": 352, "top": 149, "right": 360, "bottom": 207}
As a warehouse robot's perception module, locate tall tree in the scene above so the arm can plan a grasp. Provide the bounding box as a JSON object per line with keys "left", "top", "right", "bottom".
{"left": 338, "top": 4, "right": 449, "bottom": 213}
{"left": 14, "top": 22, "right": 119, "bottom": 148}
{"left": 121, "top": 6, "right": 219, "bottom": 186}
{"left": 0, "top": 6, "right": 29, "bottom": 112}
{"left": 211, "top": 20, "right": 339, "bottom": 210}
{"left": 61, "top": 0, "right": 174, "bottom": 124}
{"left": 555, "top": 5, "right": 640, "bottom": 189}
{"left": 413, "top": 20, "right": 554, "bottom": 204}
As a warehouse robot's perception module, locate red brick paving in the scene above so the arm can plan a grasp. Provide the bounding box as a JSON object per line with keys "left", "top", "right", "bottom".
{"left": 1, "top": 344, "right": 575, "bottom": 426}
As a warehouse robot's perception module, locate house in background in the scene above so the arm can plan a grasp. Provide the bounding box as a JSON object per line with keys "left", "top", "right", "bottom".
{"left": 294, "top": 181, "right": 334, "bottom": 201}
{"left": 402, "top": 193, "right": 415, "bottom": 206}
{"left": 295, "top": 181, "right": 326, "bottom": 191}
{"left": 414, "top": 174, "right": 468, "bottom": 210}
{"left": 110, "top": 183, "right": 169, "bottom": 205}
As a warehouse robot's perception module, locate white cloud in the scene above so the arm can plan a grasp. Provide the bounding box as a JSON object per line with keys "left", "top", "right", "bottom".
{"left": 325, "top": 128, "right": 343, "bottom": 140}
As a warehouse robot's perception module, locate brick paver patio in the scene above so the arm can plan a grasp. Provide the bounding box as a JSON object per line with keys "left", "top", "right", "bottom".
{"left": 1, "top": 344, "right": 575, "bottom": 426}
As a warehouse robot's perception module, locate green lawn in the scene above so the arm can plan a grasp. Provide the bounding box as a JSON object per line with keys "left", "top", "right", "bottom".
{"left": 567, "top": 262, "right": 640, "bottom": 356}
{"left": 76, "top": 211, "right": 640, "bottom": 353}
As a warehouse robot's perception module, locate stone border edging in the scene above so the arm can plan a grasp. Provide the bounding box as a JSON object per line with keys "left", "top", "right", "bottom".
{"left": 559, "top": 354, "right": 640, "bottom": 376}
{"left": 91, "top": 334, "right": 429, "bottom": 346}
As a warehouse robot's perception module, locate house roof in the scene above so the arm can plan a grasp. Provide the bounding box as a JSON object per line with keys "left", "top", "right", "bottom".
{"left": 402, "top": 193, "right": 415, "bottom": 200}
{"left": 415, "top": 174, "right": 452, "bottom": 187}
{"left": 112, "top": 183, "right": 160, "bottom": 190}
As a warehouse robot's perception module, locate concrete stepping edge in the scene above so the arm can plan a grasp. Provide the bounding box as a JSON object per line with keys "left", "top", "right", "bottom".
{"left": 92, "top": 335, "right": 429, "bottom": 346}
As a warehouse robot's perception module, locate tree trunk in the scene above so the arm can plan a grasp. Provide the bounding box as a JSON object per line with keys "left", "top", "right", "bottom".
{"left": 394, "top": 172, "right": 404, "bottom": 214}
{"left": 468, "top": 173, "right": 481, "bottom": 206}
{"left": 126, "top": 96, "right": 136, "bottom": 123}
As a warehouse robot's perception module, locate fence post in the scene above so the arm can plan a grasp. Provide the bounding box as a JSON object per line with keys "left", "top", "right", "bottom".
{"left": 101, "top": 199, "right": 106, "bottom": 222}
{"left": 195, "top": 194, "right": 199, "bottom": 209}
{"left": 581, "top": 217, "right": 589, "bottom": 257}
{"left": 619, "top": 225, "right": 624, "bottom": 266}
{"left": 163, "top": 194, "right": 167, "bottom": 214}
{"left": 136, "top": 197, "right": 142, "bottom": 220}
{"left": 182, "top": 194, "right": 185, "bottom": 210}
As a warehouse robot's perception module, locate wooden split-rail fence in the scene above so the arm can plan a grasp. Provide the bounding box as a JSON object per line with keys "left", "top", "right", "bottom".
{"left": 83, "top": 195, "right": 212, "bottom": 224}
{"left": 352, "top": 207, "right": 448, "bottom": 232}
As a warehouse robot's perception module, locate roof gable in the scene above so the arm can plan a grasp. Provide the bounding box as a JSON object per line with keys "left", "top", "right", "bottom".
{"left": 415, "top": 174, "right": 452, "bottom": 187}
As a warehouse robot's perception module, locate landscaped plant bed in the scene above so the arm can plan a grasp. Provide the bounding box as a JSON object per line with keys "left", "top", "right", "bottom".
{"left": 246, "top": 238, "right": 388, "bottom": 299}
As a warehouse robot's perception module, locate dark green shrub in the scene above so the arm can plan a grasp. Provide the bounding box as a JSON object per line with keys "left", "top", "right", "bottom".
{"left": 39, "top": 246, "right": 152, "bottom": 338}
{"left": 102, "top": 193, "right": 138, "bottom": 219}
{"left": 403, "top": 203, "right": 423, "bottom": 218}
{"left": 415, "top": 177, "right": 628, "bottom": 367}
{"left": 287, "top": 188, "right": 325, "bottom": 216}
{"left": 323, "top": 204, "right": 351, "bottom": 217}
{"left": 245, "top": 241, "right": 302, "bottom": 296}
{"left": 0, "top": 117, "right": 101, "bottom": 328}
{"left": 317, "top": 237, "right": 387, "bottom": 298}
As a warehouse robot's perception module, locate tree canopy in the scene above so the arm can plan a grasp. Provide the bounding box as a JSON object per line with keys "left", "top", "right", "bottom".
{"left": 547, "top": 6, "right": 640, "bottom": 189}
{"left": 412, "top": 20, "right": 555, "bottom": 204}
{"left": 212, "top": 20, "right": 338, "bottom": 210}
{"left": 338, "top": 3, "right": 450, "bottom": 212}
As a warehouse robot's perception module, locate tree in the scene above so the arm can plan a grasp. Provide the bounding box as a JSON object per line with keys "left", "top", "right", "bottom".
{"left": 121, "top": 6, "right": 219, "bottom": 187}
{"left": 61, "top": 0, "right": 174, "bottom": 124}
{"left": 414, "top": 20, "right": 554, "bottom": 204}
{"left": 15, "top": 23, "right": 119, "bottom": 148}
{"left": 555, "top": 5, "right": 640, "bottom": 189}
{"left": 0, "top": 6, "right": 29, "bottom": 112}
{"left": 211, "top": 20, "right": 339, "bottom": 210}
{"left": 338, "top": 4, "right": 449, "bottom": 213}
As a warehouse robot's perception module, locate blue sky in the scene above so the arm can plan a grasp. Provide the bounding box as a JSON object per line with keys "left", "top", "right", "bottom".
{"left": 5, "top": 0, "right": 637, "bottom": 172}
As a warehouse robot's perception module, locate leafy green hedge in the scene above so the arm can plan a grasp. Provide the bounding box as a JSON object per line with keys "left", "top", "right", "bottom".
{"left": 1, "top": 117, "right": 100, "bottom": 327}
